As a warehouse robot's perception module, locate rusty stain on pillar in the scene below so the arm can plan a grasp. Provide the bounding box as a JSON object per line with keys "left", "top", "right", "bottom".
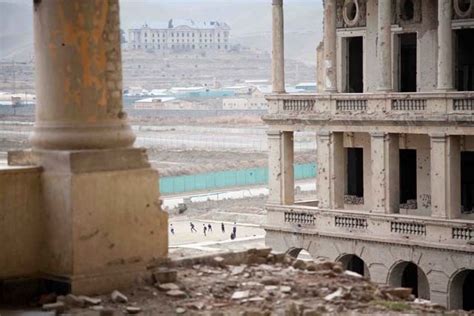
{"left": 31, "top": 0, "right": 135, "bottom": 150}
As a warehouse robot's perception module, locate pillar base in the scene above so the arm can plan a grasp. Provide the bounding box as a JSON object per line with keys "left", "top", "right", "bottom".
{"left": 30, "top": 122, "right": 136, "bottom": 150}
{"left": 8, "top": 148, "right": 168, "bottom": 295}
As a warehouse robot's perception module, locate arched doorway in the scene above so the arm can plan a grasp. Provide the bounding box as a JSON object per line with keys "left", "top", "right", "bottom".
{"left": 388, "top": 261, "right": 430, "bottom": 299}
{"left": 449, "top": 269, "right": 474, "bottom": 311}
{"left": 286, "top": 248, "right": 313, "bottom": 261}
{"left": 338, "top": 254, "right": 370, "bottom": 278}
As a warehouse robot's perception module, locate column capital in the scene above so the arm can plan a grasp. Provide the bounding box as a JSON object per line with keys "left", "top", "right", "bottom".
{"left": 317, "top": 130, "right": 332, "bottom": 138}
{"left": 370, "top": 132, "right": 386, "bottom": 138}
{"left": 430, "top": 133, "right": 447, "bottom": 141}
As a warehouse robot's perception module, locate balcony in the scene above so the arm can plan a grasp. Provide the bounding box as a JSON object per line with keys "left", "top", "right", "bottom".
{"left": 265, "top": 204, "right": 474, "bottom": 251}
{"left": 264, "top": 92, "right": 474, "bottom": 126}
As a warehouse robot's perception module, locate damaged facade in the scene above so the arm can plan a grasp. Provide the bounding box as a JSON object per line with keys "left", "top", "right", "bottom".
{"left": 264, "top": 0, "right": 474, "bottom": 310}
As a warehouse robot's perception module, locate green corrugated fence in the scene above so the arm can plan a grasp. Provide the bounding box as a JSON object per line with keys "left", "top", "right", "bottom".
{"left": 159, "top": 163, "right": 317, "bottom": 195}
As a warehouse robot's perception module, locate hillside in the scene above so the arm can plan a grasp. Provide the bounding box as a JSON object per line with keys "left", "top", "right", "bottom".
{"left": 0, "top": 0, "right": 322, "bottom": 65}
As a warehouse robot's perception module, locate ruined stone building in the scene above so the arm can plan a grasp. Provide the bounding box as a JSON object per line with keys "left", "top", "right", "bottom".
{"left": 264, "top": 0, "right": 474, "bottom": 310}
{"left": 0, "top": 0, "right": 168, "bottom": 297}
{"left": 128, "top": 19, "right": 231, "bottom": 52}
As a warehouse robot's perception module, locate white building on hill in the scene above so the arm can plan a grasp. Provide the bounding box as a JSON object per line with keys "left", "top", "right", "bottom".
{"left": 128, "top": 19, "right": 231, "bottom": 52}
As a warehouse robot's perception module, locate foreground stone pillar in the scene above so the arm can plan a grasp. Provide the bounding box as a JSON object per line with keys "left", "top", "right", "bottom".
{"left": 323, "top": 0, "right": 337, "bottom": 92}
{"left": 272, "top": 0, "right": 285, "bottom": 93}
{"left": 437, "top": 0, "right": 454, "bottom": 90}
{"left": 377, "top": 0, "right": 392, "bottom": 91}
{"left": 27, "top": 0, "right": 168, "bottom": 294}
{"left": 317, "top": 131, "right": 344, "bottom": 209}
{"left": 430, "top": 134, "right": 461, "bottom": 218}
{"left": 268, "top": 131, "right": 294, "bottom": 205}
{"left": 370, "top": 133, "right": 399, "bottom": 213}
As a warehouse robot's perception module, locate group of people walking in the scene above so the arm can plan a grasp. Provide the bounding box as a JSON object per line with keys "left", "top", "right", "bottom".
{"left": 170, "top": 221, "right": 238, "bottom": 240}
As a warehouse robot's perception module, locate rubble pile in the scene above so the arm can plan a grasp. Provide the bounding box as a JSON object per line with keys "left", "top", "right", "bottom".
{"left": 36, "top": 249, "right": 460, "bottom": 315}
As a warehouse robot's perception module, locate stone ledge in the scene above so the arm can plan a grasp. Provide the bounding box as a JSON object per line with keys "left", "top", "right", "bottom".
{"left": 8, "top": 148, "right": 151, "bottom": 173}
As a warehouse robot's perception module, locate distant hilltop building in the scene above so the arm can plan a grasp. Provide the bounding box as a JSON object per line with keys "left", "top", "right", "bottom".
{"left": 128, "top": 19, "right": 231, "bottom": 52}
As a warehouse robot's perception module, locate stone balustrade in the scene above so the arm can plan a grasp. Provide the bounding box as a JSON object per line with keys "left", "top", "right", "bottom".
{"left": 266, "top": 92, "right": 474, "bottom": 120}
{"left": 265, "top": 204, "right": 474, "bottom": 250}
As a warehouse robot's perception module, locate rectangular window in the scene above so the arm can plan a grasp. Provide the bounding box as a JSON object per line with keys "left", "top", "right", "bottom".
{"left": 461, "top": 151, "right": 474, "bottom": 213}
{"left": 398, "top": 33, "right": 417, "bottom": 92}
{"left": 455, "top": 29, "right": 474, "bottom": 91}
{"left": 399, "top": 149, "right": 417, "bottom": 205}
{"left": 346, "top": 148, "right": 364, "bottom": 198}
{"left": 345, "top": 36, "right": 363, "bottom": 93}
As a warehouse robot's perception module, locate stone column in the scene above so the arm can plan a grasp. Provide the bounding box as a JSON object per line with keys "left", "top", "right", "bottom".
{"left": 26, "top": 0, "right": 167, "bottom": 294}
{"left": 430, "top": 134, "right": 461, "bottom": 218}
{"left": 317, "top": 131, "right": 344, "bottom": 209}
{"left": 370, "top": 133, "right": 399, "bottom": 213}
{"left": 377, "top": 0, "right": 393, "bottom": 91}
{"left": 323, "top": 0, "right": 337, "bottom": 92}
{"left": 272, "top": 0, "right": 286, "bottom": 93}
{"left": 31, "top": 0, "right": 135, "bottom": 150}
{"left": 437, "top": 0, "right": 454, "bottom": 90}
{"left": 268, "top": 131, "right": 294, "bottom": 204}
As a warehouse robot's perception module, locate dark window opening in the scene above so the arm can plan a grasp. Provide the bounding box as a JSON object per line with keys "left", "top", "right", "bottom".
{"left": 401, "top": 0, "right": 415, "bottom": 21}
{"left": 346, "top": 148, "right": 364, "bottom": 198}
{"left": 461, "top": 151, "right": 474, "bottom": 213}
{"left": 401, "top": 262, "right": 419, "bottom": 297}
{"left": 400, "top": 149, "right": 417, "bottom": 204}
{"left": 346, "top": 256, "right": 365, "bottom": 276}
{"left": 455, "top": 29, "right": 474, "bottom": 91}
{"left": 346, "top": 37, "right": 363, "bottom": 93}
{"left": 463, "top": 271, "right": 474, "bottom": 311}
{"left": 399, "top": 33, "right": 417, "bottom": 92}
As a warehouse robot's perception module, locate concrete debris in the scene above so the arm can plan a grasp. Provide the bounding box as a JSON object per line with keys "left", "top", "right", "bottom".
{"left": 324, "top": 288, "right": 343, "bottom": 301}
{"left": 280, "top": 286, "right": 292, "bottom": 293}
{"left": 110, "top": 290, "right": 128, "bottom": 303}
{"left": 27, "top": 248, "right": 451, "bottom": 315}
{"left": 231, "top": 290, "right": 250, "bottom": 300}
{"left": 125, "top": 306, "right": 142, "bottom": 314}
{"left": 175, "top": 307, "right": 187, "bottom": 314}
{"left": 344, "top": 270, "right": 363, "bottom": 278}
{"left": 382, "top": 287, "right": 412, "bottom": 300}
{"left": 157, "top": 282, "right": 180, "bottom": 291}
{"left": 42, "top": 301, "right": 65, "bottom": 313}
{"left": 230, "top": 265, "right": 246, "bottom": 276}
{"left": 166, "top": 289, "right": 187, "bottom": 298}
{"left": 78, "top": 295, "right": 102, "bottom": 306}
{"left": 63, "top": 294, "right": 85, "bottom": 307}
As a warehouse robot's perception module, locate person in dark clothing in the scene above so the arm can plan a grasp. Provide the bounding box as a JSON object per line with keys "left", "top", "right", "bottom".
{"left": 190, "top": 222, "right": 197, "bottom": 233}
{"left": 170, "top": 224, "right": 175, "bottom": 235}
{"left": 203, "top": 224, "right": 207, "bottom": 236}
{"left": 208, "top": 223, "right": 213, "bottom": 232}
{"left": 221, "top": 222, "right": 225, "bottom": 233}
